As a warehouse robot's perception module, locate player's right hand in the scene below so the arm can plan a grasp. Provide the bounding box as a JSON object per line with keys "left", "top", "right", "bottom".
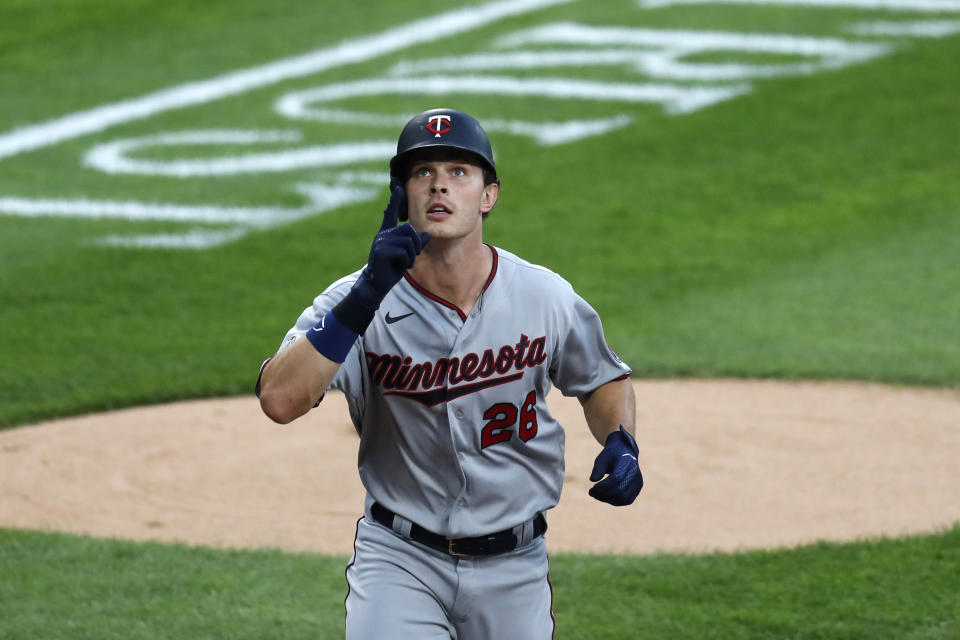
{"left": 367, "top": 186, "right": 430, "bottom": 294}
{"left": 351, "top": 187, "right": 430, "bottom": 310}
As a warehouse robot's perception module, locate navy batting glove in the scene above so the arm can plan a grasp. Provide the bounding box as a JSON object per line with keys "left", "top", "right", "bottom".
{"left": 332, "top": 187, "right": 429, "bottom": 334}
{"left": 589, "top": 426, "right": 643, "bottom": 506}
{"left": 351, "top": 186, "right": 430, "bottom": 309}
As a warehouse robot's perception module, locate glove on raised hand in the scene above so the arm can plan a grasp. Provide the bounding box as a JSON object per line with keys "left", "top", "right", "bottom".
{"left": 348, "top": 186, "right": 430, "bottom": 314}
{"left": 589, "top": 426, "right": 643, "bottom": 506}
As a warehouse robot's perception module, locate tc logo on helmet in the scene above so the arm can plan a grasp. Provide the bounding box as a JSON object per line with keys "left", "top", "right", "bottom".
{"left": 426, "top": 114, "right": 452, "bottom": 137}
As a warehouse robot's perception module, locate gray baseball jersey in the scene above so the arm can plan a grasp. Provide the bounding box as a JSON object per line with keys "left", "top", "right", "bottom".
{"left": 277, "top": 244, "right": 630, "bottom": 537}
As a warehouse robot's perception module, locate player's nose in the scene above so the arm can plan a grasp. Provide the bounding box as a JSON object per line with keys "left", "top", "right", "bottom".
{"left": 428, "top": 173, "right": 448, "bottom": 194}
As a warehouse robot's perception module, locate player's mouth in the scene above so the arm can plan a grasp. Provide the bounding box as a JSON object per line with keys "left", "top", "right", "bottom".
{"left": 425, "top": 203, "right": 452, "bottom": 221}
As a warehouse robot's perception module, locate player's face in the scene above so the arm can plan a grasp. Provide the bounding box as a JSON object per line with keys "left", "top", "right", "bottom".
{"left": 404, "top": 151, "right": 498, "bottom": 242}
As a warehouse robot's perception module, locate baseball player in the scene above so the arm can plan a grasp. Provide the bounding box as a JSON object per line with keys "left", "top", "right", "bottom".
{"left": 257, "top": 108, "right": 643, "bottom": 639}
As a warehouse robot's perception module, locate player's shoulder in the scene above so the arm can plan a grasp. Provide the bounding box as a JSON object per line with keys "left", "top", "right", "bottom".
{"left": 318, "top": 266, "right": 365, "bottom": 300}
{"left": 492, "top": 246, "right": 574, "bottom": 290}
{"left": 296, "top": 266, "right": 364, "bottom": 328}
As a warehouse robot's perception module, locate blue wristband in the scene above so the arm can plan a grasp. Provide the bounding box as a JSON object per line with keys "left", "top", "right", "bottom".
{"left": 304, "top": 311, "right": 358, "bottom": 363}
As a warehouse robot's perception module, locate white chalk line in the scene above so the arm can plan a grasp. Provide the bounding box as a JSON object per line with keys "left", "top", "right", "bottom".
{"left": 0, "top": 182, "right": 378, "bottom": 225}
{"left": 2, "top": 0, "right": 956, "bottom": 248}
{"left": 274, "top": 75, "right": 749, "bottom": 117}
{"left": 83, "top": 130, "right": 396, "bottom": 177}
{"left": 390, "top": 48, "right": 830, "bottom": 79}
{"left": 496, "top": 22, "right": 889, "bottom": 54}
{"left": 81, "top": 118, "right": 636, "bottom": 180}
{"left": 849, "top": 19, "right": 960, "bottom": 36}
{"left": 40, "top": 23, "right": 921, "bottom": 180}
{"left": 95, "top": 228, "right": 253, "bottom": 250}
{"left": 394, "top": 34, "right": 889, "bottom": 80}
{"left": 0, "top": 0, "right": 577, "bottom": 248}
{"left": 1, "top": 181, "right": 381, "bottom": 249}
{"left": 0, "top": 0, "right": 577, "bottom": 161}
{"left": 638, "top": 0, "right": 960, "bottom": 10}
{"left": 265, "top": 107, "right": 635, "bottom": 148}
{"left": 0, "top": 196, "right": 300, "bottom": 225}
{"left": 484, "top": 115, "right": 635, "bottom": 146}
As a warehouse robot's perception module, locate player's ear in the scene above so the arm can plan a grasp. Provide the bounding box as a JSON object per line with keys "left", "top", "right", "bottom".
{"left": 479, "top": 182, "right": 499, "bottom": 215}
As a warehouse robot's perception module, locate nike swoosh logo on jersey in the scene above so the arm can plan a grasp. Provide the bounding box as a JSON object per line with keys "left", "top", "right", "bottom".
{"left": 385, "top": 311, "right": 414, "bottom": 324}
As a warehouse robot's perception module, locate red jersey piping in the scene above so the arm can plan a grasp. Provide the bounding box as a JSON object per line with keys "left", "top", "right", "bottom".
{"left": 403, "top": 244, "right": 498, "bottom": 322}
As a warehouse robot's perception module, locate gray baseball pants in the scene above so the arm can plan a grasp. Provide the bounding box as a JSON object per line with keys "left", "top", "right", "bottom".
{"left": 345, "top": 516, "right": 554, "bottom": 639}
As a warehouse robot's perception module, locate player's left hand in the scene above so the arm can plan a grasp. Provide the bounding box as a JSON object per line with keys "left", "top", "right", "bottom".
{"left": 589, "top": 426, "right": 643, "bottom": 506}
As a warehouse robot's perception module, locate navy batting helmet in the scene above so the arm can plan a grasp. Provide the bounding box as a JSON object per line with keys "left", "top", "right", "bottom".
{"left": 389, "top": 108, "right": 498, "bottom": 192}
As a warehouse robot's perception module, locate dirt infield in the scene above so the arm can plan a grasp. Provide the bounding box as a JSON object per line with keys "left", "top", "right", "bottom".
{"left": 2, "top": 380, "right": 958, "bottom": 554}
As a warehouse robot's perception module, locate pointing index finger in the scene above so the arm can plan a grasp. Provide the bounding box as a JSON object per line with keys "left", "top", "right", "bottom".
{"left": 381, "top": 185, "right": 405, "bottom": 231}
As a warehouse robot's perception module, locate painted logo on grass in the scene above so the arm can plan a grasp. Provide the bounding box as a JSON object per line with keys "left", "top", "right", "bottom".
{"left": 0, "top": 0, "right": 957, "bottom": 249}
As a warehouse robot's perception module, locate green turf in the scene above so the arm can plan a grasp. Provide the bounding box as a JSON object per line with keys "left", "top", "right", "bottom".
{"left": 2, "top": 2, "right": 960, "bottom": 638}
{"left": 2, "top": 1, "right": 959, "bottom": 427}
{"left": 2, "top": 526, "right": 958, "bottom": 639}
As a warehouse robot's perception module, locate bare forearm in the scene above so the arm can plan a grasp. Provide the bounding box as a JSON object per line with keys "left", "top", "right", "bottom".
{"left": 583, "top": 378, "right": 643, "bottom": 506}
{"left": 258, "top": 338, "right": 342, "bottom": 424}
{"left": 579, "top": 377, "right": 636, "bottom": 445}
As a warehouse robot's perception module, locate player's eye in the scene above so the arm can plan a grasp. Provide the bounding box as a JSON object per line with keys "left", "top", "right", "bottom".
{"left": 452, "top": 167, "right": 466, "bottom": 177}
{"left": 415, "top": 167, "right": 431, "bottom": 177}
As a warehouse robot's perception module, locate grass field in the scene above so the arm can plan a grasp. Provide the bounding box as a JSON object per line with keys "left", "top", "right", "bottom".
{"left": 2, "top": 0, "right": 959, "bottom": 637}
{"left": 2, "top": 525, "right": 958, "bottom": 639}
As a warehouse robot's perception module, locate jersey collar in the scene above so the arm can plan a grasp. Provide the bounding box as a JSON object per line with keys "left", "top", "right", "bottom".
{"left": 403, "top": 244, "right": 498, "bottom": 322}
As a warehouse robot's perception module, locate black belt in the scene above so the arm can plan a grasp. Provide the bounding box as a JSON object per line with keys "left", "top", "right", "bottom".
{"left": 370, "top": 502, "right": 547, "bottom": 557}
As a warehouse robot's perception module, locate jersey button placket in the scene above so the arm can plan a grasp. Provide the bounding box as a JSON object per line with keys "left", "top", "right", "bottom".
{"left": 446, "top": 318, "right": 476, "bottom": 524}
{"left": 448, "top": 402, "right": 469, "bottom": 518}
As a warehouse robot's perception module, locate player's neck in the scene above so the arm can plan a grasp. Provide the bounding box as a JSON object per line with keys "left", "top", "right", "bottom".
{"left": 409, "top": 238, "right": 492, "bottom": 316}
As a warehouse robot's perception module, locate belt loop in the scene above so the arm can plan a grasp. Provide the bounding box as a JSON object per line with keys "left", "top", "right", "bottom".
{"left": 514, "top": 516, "right": 535, "bottom": 547}
{"left": 391, "top": 513, "right": 413, "bottom": 539}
